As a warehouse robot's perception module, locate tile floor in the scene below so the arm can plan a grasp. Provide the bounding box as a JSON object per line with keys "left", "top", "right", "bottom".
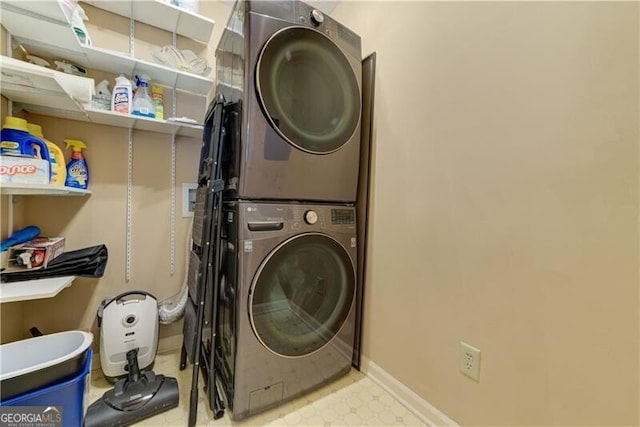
{"left": 88, "top": 350, "right": 427, "bottom": 426}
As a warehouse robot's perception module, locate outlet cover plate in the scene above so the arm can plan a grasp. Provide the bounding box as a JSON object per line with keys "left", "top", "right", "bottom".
{"left": 182, "top": 183, "right": 197, "bottom": 218}
{"left": 459, "top": 341, "right": 481, "bottom": 381}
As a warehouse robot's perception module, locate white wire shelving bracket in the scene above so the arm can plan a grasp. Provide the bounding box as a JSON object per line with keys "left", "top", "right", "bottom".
{"left": 169, "top": 29, "right": 179, "bottom": 276}
{"left": 125, "top": 8, "right": 135, "bottom": 282}
{"left": 125, "top": 127, "right": 134, "bottom": 282}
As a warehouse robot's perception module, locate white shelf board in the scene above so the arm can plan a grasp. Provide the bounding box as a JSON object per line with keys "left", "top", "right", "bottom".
{"left": 84, "top": 0, "right": 215, "bottom": 43}
{"left": 79, "top": 46, "right": 213, "bottom": 95}
{"left": 10, "top": 103, "right": 202, "bottom": 138}
{"left": 0, "top": 276, "right": 75, "bottom": 303}
{"left": 13, "top": 102, "right": 91, "bottom": 123}
{"left": 0, "top": 1, "right": 75, "bottom": 39}
{"left": 0, "top": 55, "right": 94, "bottom": 114}
{"left": 1, "top": 55, "right": 203, "bottom": 137}
{"left": 85, "top": 108, "right": 203, "bottom": 138}
{"left": 81, "top": 44, "right": 136, "bottom": 76}
{"left": 0, "top": 184, "right": 91, "bottom": 196}
{"left": 0, "top": 0, "right": 71, "bottom": 24}
{"left": 217, "top": 25, "right": 244, "bottom": 57}
{"left": 0, "top": 3, "right": 214, "bottom": 95}
{"left": 174, "top": 66, "right": 213, "bottom": 95}
{"left": 1, "top": 2, "right": 85, "bottom": 60}
{"left": 167, "top": 121, "right": 203, "bottom": 139}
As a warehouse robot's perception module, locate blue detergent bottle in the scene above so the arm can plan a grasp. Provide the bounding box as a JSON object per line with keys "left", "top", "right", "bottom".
{"left": 64, "top": 139, "right": 89, "bottom": 189}
{"left": 1, "top": 116, "right": 51, "bottom": 163}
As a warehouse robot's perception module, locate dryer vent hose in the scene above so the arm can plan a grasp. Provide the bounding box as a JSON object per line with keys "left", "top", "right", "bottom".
{"left": 158, "top": 218, "right": 192, "bottom": 324}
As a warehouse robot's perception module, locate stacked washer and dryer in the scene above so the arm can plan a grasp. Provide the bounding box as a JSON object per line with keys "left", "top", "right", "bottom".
{"left": 211, "top": 0, "right": 363, "bottom": 421}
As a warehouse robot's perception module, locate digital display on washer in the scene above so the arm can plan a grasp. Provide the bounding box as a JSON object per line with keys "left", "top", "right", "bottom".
{"left": 331, "top": 209, "right": 355, "bottom": 225}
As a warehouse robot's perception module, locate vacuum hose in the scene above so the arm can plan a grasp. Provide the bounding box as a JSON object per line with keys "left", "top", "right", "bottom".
{"left": 158, "top": 218, "right": 192, "bottom": 324}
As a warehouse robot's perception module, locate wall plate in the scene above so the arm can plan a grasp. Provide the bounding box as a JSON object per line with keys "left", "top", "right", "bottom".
{"left": 182, "top": 183, "right": 197, "bottom": 217}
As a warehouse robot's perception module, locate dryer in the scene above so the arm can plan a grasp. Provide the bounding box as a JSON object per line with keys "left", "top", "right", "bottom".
{"left": 216, "top": 0, "right": 362, "bottom": 203}
{"left": 215, "top": 201, "right": 357, "bottom": 420}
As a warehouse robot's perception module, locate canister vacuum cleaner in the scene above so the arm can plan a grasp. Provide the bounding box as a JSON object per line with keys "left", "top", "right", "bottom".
{"left": 97, "top": 291, "right": 159, "bottom": 381}
{"left": 85, "top": 291, "right": 179, "bottom": 426}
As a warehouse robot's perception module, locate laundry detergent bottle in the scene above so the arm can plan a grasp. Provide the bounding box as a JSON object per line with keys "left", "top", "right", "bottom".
{"left": 1, "top": 117, "right": 51, "bottom": 162}
{"left": 112, "top": 74, "right": 132, "bottom": 115}
{"left": 64, "top": 139, "right": 89, "bottom": 189}
{"left": 27, "top": 123, "right": 67, "bottom": 186}
{"left": 132, "top": 74, "right": 155, "bottom": 118}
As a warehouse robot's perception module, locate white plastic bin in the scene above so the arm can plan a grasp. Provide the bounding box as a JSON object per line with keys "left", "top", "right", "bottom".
{"left": 0, "top": 330, "right": 93, "bottom": 401}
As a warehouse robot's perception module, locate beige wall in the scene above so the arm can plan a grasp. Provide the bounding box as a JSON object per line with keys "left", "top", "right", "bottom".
{"left": 333, "top": 1, "right": 639, "bottom": 425}
{"left": 0, "top": 2, "right": 232, "bottom": 346}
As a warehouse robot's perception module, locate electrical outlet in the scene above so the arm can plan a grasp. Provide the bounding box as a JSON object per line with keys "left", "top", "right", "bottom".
{"left": 459, "top": 341, "right": 481, "bottom": 381}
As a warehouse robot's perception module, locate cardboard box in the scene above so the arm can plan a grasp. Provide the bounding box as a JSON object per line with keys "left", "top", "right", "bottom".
{"left": 9, "top": 237, "right": 65, "bottom": 270}
{"left": 0, "top": 156, "right": 50, "bottom": 184}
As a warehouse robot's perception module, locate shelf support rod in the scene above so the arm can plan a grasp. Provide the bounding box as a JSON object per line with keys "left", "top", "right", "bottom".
{"left": 129, "top": 3, "right": 135, "bottom": 57}
{"left": 126, "top": 5, "right": 134, "bottom": 282}
{"left": 5, "top": 36, "right": 14, "bottom": 237}
{"left": 126, "top": 128, "right": 133, "bottom": 282}
{"left": 170, "top": 134, "right": 176, "bottom": 276}
{"left": 169, "top": 29, "right": 178, "bottom": 276}
{"left": 7, "top": 196, "right": 15, "bottom": 237}
{"left": 172, "top": 30, "right": 178, "bottom": 118}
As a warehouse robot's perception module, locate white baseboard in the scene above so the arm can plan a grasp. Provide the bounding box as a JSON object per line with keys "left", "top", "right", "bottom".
{"left": 361, "top": 356, "right": 459, "bottom": 427}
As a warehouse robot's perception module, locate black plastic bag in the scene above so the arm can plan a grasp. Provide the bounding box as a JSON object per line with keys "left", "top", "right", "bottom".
{"left": 1, "top": 244, "right": 108, "bottom": 283}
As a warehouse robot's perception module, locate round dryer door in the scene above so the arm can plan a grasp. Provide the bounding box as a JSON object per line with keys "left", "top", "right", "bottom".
{"left": 256, "top": 27, "right": 361, "bottom": 154}
{"left": 249, "top": 233, "right": 355, "bottom": 357}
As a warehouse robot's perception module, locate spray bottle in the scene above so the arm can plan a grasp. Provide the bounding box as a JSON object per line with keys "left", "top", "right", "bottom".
{"left": 132, "top": 74, "right": 155, "bottom": 118}
{"left": 64, "top": 139, "right": 89, "bottom": 189}
{"left": 70, "top": 4, "right": 92, "bottom": 45}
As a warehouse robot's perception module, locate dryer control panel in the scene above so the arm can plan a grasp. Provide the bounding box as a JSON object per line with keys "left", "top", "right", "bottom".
{"left": 293, "top": 1, "right": 361, "bottom": 57}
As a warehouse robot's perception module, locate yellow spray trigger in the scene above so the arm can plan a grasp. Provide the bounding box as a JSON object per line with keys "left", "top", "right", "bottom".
{"left": 64, "top": 139, "right": 87, "bottom": 151}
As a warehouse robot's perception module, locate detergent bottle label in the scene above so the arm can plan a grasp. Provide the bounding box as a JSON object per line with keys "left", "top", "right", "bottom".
{"left": 113, "top": 88, "right": 131, "bottom": 114}
{"left": 0, "top": 157, "right": 50, "bottom": 184}
{"left": 66, "top": 159, "right": 88, "bottom": 188}
{"left": 0, "top": 164, "right": 37, "bottom": 175}
{"left": 0, "top": 140, "right": 21, "bottom": 154}
{"left": 50, "top": 157, "right": 60, "bottom": 183}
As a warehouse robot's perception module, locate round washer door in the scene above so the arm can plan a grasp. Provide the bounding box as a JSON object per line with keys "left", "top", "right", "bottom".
{"left": 249, "top": 233, "right": 355, "bottom": 357}
{"left": 256, "top": 26, "right": 361, "bottom": 154}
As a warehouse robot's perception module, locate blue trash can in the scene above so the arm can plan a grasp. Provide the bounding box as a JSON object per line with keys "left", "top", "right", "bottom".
{"left": 1, "top": 348, "right": 92, "bottom": 427}
{"left": 0, "top": 331, "right": 93, "bottom": 401}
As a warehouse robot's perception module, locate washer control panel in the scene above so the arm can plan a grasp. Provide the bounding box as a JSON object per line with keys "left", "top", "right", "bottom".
{"left": 242, "top": 203, "right": 356, "bottom": 233}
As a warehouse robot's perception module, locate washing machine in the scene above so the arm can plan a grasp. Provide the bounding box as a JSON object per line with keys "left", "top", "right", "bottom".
{"left": 215, "top": 201, "right": 357, "bottom": 420}
{"left": 216, "top": 0, "right": 362, "bottom": 203}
